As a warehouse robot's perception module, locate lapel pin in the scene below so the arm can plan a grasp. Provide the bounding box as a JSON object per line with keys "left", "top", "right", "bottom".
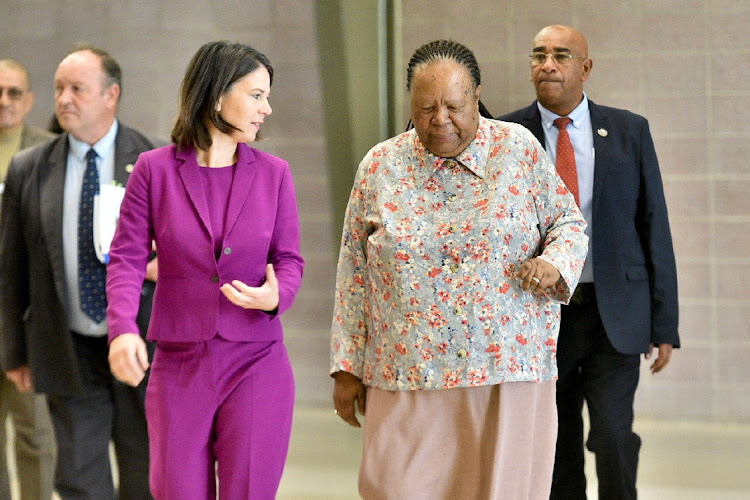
{"left": 597, "top": 128, "right": 608, "bottom": 137}
{"left": 125, "top": 164, "right": 134, "bottom": 173}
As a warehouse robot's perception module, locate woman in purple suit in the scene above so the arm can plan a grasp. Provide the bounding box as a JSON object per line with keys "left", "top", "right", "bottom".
{"left": 106, "top": 41, "right": 304, "bottom": 498}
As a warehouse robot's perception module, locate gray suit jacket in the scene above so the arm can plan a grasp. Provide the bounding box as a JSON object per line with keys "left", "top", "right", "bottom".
{"left": 1, "top": 125, "right": 55, "bottom": 206}
{"left": 19, "top": 125, "right": 56, "bottom": 151}
{"left": 0, "top": 124, "right": 161, "bottom": 395}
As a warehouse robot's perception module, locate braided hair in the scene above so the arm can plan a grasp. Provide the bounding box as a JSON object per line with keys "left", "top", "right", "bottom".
{"left": 405, "top": 40, "right": 493, "bottom": 130}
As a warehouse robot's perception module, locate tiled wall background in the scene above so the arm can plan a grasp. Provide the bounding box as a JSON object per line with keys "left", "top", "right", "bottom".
{"left": 400, "top": 0, "right": 750, "bottom": 422}
{"left": 2, "top": 0, "right": 748, "bottom": 421}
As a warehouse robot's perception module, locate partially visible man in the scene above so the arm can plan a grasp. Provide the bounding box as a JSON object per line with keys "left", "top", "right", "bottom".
{"left": 0, "top": 58, "right": 56, "bottom": 500}
{"left": 499, "top": 25, "right": 680, "bottom": 500}
{"left": 0, "top": 45, "right": 158, "bottom": 499}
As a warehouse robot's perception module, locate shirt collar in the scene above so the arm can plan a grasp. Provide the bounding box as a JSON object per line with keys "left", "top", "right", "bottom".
{"left": 538, "top": 93, "right": 589, "bottom": 130}
{"left": 67, "top": 119, "right": 119, "bottom": 162}
{"left": 412, "top": 116, "right": 490, "bottom": 188}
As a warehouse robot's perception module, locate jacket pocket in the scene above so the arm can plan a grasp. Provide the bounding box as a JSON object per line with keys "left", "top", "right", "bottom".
{"left": 625, "top": 265, "right": 648, "bottom": 281}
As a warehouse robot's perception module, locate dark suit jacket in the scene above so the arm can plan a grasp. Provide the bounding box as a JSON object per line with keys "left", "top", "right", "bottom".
{"left": 0, "top": 123, "right": 160, "bottom": 395}
{"left": 498, "top": 101, "right": 679, "bottom": 354}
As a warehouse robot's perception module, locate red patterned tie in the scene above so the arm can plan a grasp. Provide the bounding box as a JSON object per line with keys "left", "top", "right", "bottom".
{"left": 553, "top": 117, "right": 579, "bottom": 206}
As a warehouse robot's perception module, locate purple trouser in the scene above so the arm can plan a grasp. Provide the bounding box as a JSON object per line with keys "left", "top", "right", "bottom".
{"left": 145, "top": 337, "right": 295, "bottom": 499}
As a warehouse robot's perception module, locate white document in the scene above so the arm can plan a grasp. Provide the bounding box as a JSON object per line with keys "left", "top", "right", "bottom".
{"left": 94, "top": 184, "right": 126, "bottom": 264}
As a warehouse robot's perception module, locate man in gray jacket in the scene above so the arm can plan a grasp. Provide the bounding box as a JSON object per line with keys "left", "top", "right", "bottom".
{"left": 0, "top": 46, "right": 158, "bottom": 499}
{"left": 0, "top": 58, "right": 56, "bottom": 500}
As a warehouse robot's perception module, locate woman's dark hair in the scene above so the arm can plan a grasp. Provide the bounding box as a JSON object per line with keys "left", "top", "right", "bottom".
{"left": 405, "top": 40, "right": 493, "bottom": 130}
{"left": 171, "top": 41, "right": 273, "bottom": 150}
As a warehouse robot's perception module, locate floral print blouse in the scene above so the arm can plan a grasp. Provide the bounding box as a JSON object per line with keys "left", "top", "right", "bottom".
{"left": 330, "top": 117, "right": 588, "bottom": 391}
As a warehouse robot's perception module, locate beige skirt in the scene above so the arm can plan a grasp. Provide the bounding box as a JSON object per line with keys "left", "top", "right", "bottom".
{"left": 359, "top": 381, "right": 557, "bottom": 500}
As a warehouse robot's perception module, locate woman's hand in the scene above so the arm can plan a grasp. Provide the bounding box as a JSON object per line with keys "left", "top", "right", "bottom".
{"left": 333, "top": 371, "right": 366, "bottom": 428}
{"left": 109, "top": 333, "right": 150, "bottom": 387}
{"left": 516, "top": 257, "right": 561, "bottom": 292}
{"left": 220, "top": 263, "right": 279, "bottom": 311}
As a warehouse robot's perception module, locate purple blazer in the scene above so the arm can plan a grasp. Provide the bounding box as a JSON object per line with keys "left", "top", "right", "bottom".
{"left": 106, "top": 143, "right": 304, "bottom": 343}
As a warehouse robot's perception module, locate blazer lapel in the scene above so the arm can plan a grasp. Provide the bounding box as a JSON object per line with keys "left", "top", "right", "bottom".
{"left": 113, "top": 126, "right": 139, "bottom": 185}
{"left": 589, "top": 101, "right": 611, "bottom": 206}
{"left": 176, "top": 147, "right": 213, "bottom": 237}
{"left": 39, "top": 135, "right": 70, "bottom": 304}
{"left": 525, "top": 103, "right": 546, "bottom": 145}
{"left": 223, "top": 144, "right": 256, "bottom": 240}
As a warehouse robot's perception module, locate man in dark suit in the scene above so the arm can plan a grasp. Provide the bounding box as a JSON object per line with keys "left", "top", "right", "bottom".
{"left": 499, "top": 25, "right": 679, "bottom": 499}
{"left": 0, "top": 45, "right": 158, "bottom": 499}
{"left": 0, "top": 58, "right": 57, "bottom": 500}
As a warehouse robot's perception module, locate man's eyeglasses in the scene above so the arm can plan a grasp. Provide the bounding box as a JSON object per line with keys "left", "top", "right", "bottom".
{"left": 529, "top": 52, "right": 586, "bottom": 66}
{"left": 0, "top": 87, "right": 27, "bottom": 101}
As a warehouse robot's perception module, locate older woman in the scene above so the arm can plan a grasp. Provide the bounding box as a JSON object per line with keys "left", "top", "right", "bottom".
{"left": 330, "top": 40, "right": 588, "bottom": 499}
{"left": 106, "top": 41, "right": 304, "bottom": 498}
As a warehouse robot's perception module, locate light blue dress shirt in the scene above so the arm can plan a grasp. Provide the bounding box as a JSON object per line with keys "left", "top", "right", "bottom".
{"left": 63, "top": 120, "right": 118, "bottom": 336}
{"left": 538, "top": 96, "right": 595, "bottom": 283}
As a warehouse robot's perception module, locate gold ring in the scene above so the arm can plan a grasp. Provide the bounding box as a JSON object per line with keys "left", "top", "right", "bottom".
{"left": 531, "top": 277, "right": 541, "bottom": 284}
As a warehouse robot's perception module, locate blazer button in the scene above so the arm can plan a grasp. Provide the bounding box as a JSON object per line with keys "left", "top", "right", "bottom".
{"left": 457, "top": 349, "right": 467, "bottom": 358}
{"left": 211, "top": 275, "right": 219, "bottom": 283}
{"left": 449, "top": 263, "right": 460, "bottom": 273}
{"left": 223, "top": 247, "right": 232, "bottom": 255}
